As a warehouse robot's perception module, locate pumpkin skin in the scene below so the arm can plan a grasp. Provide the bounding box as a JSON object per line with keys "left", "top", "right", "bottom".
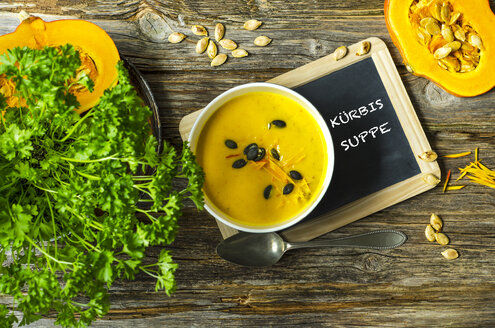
{"left": 0, "top": 16, "right": 120, "bottom": 113}
{"left": 385, "top": 0, "right": 495, "bottom": 97}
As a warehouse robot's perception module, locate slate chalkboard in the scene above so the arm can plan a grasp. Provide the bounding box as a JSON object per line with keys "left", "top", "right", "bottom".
{"left": 179, "top": 37, "right": 441, "bottom": 242}
{"left": 294, "top": 57, "right": 421, "bottom": 220}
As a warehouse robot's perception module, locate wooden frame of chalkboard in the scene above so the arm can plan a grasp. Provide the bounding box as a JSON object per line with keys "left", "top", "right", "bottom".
{"left": 179, "top": 37, "right": 441, "bottom": 242}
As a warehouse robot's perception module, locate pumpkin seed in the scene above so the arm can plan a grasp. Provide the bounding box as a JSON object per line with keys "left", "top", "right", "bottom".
{"left": 441, "top": 248, "right": 459, "bottom": 260}
{"left": 441, "top": 24, "right": 454, "bottom": 43}
{"left": 283, "top": 183, "right": 294, "bottom": 195}
{"left": 271, "top": 119, "right": 286, "bottom": 128}
{"left": 435, "top": 232, "right": 450, "bottom": 245}
{"left": 219, "top": 39, "right": 238, "bottom": 50}
{"left": 430, "top": 213, "right": 443, "bottom": 231}
{"left": 418, "top": 150, "right": 438, "bottom": 162}
{"left": 270, "top": 148, "right": 280, "bottom": 161}
{"left": 191, "top": 25, "right": 208, "bottom": 36}
{"left": 460, "top": 63, "right": 475, "bottom": 72}
{"left": 232, "top": 159, "right": 247, "bottom": 168}
{"left": 423, "top": 173, "right": 440, "bottom": 185}
{"left": 446, "top": 40, "right": 461, "bottom": 51}
{"left": 405, "top": 63, "right": 414, "bottom": 73}
{"left": 244, "top": 143, "right": 258, "bottom": 155}
{"left": 210, "top": 53, "right": 227, "bottom": 67}
{"left": 289, "top": 170, "right": 303, "bottom": 180}
{"left": 254, "top": 148, "right": 266, "bottom": 162}
{"left": 449, "top": 11, "right": 461, "bottom": 25}
{"left": 430, "top": 2, "right": 442, "bottom": 21}
{"left": 244, "top": 19, "right": 262, "bottom": 31}
{"left": 207, "top": 40, "right": 218, "bottom": 59}
{"left": 246, "top": 146, "right": 259, "bottom": 161}
{"left": 434, "top": 46, "right": 452, "bottom": 59}
{"left": 417, "top": 27, "right": 431, "bottom": 45}
{"left": 440, "top": 2, "right": 450, "bottom": 23}
{"left": 437, "top": 60, "right": 448, "bottom": 70}
{"left": 196, "top": 37, "right": 209, "bottom": 54}
{"left": 333, "top": 46, "right": 348, "bottom": 61}
{"left": 425, "top": 22, "right": 441, "bottom": 35}
{"left": 254, "top": 35, "right": 272, "bottom": 47}
{"left": 461, "top": 41, "right": 475, "bottom": 51}
{"left": 232, "top": 49, "right": 248, "bottom": 58}
{"left": 440, "top": 56, "right": 460, "bottom": 72}
{"left": 420, "top": 17, "right": 437, "bottom": 27}
{"left": 425, "top": 224, "right": 436, "bottom": 242}
{"left": 263, "top": 185, "right": 273, "bottom": 199}
{"left": 215, "top": 23, "right": 225, "bottom": 42}
{"left": 356, "top": 41, "right": 371, "bottom": 56}
{"left": 168, "top": 32, "right": 186, "bottom": 43}
{"left": 225, "top": 139, "right": 238, "bottom": 149}
{"left": 454, "top": 27, "right": 466, "bottom": 41}
{"left": 468, "top": 34, "right": 482, "bottom": 48}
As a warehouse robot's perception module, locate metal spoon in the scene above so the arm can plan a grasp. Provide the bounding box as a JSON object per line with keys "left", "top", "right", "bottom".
{"left": 216, "top": 230, "right": 407, "bottom": 267}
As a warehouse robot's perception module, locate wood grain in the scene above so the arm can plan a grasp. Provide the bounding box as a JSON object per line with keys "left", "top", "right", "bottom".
{"left": 1, "top": 0, "right": 495, "bottom": 326}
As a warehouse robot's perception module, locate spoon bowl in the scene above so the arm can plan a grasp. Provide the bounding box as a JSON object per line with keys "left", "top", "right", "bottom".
{"left": 216, "top": 230, "right": 407, "bottom": 267}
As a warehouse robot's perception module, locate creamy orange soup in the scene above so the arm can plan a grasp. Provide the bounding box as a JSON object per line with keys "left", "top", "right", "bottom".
{"left": 196, "top": 91, "right": 328, "bottom": 227}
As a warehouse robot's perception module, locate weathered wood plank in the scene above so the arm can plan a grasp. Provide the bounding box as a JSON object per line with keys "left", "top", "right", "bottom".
{"left": 1, "top": 0, "right": 495, "bottom": 326}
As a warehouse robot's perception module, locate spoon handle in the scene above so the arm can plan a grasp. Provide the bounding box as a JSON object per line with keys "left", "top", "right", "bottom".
{"left": 286, "top": 230, "right": 407, "bottom": 251}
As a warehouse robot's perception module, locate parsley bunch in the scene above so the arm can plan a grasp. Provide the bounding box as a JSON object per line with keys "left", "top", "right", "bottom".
{"left": 0, "top": 45, "right": 204, "bottom": 327}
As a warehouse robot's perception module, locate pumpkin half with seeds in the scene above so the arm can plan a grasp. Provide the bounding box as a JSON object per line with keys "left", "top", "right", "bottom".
{"left": 0, "top": 16, "right": 120, "bottom": 113}
{"left": 385, "top": 0, "right": 495, "bottom": 97}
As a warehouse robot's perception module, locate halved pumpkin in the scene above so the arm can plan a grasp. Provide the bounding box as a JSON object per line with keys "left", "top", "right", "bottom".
{"left": 0, "top": 16, "right": 120, "bottom": 113}
{"left": 385, "top": 0, "right": 495, "bottom": 97}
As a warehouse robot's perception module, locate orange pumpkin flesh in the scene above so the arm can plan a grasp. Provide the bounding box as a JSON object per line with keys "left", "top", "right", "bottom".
{"left": 385, "top": 0, "right": 495, "bottom": 97}
{"left": 0, "top": 16, "right": 120, "bottom": 113}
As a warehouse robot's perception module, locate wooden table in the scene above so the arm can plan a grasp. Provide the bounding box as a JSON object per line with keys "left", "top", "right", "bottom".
{"left": 1, "top": 1, "right": 495, "bottom": 326}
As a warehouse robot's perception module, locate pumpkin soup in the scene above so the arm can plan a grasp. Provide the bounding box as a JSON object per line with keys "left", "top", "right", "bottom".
{"left": 196, "top": 91, "right": 328, "bottom": 227}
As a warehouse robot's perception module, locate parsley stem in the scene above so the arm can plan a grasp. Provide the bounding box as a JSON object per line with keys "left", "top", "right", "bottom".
{"left": 24, "top": 235, "right": 72, "bottom": 266}
{"left": 46, "top": 192, "right": 58, "bottom": 258}
{"left": 57, "top": 107, "right": 94, "bottom": 142}
{"left": 60, "top": 154, "right": 119, "bottom": 163}
{"left": 135, "top": 208, "right": 157, "bottom": 222}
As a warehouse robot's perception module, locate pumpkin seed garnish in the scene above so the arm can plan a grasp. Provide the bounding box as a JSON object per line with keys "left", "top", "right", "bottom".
{"left": 215, "top": 23, "right": 225, "bottom": 42}
{"left": 191, "top": 25, "right": 208, "bottom": 36}
{"left": 225, "top": 139, "right": 238, "bottom": 149}
{"left": 196, "top": 37, "right": 209, "bottom": 54}
{"left": 211, "top": 53, "right": 227, "bottom": 67}
{"left": 263, "top": 185, "right": 273, "bottom": 199}
{"left": 254, "top": 35, "right": 272, "bottom": 47}
{"left": 243, "top": 19, "right": 262, "bottom": 31}
{"left": 232, "top": 159, "right": 247, "bottom": 169}
{"left": 219, "top": 39, "right": 238, "bottom": 50}
{"left": 254, "top": 148, "right": 266, "bottom": 162}
{"left": 232, "top": 49, "right": 248, "bottom": 58}
{"left": 270, "top": 148, "right": 280, "bottom": 161}
{"left": 289, "top": 170, "right": 303, "bottom": 180}
{"left": 283, "top": 183, "right": 294, "bottom": 195}
{"left": 168, "top": 32, "right": 186, "bottom": 43}
{"left": 271, "top": 119, "right": 286, "bottom": 128}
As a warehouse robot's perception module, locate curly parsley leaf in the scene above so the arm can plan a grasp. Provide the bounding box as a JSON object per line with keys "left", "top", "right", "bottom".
{"left": 0, "top": 45, "right": 204, "bottom": 327}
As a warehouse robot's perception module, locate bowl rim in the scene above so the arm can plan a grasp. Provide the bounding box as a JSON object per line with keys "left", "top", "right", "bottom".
{"left": 188, "top": 82, "right": 335, "bottom": 233}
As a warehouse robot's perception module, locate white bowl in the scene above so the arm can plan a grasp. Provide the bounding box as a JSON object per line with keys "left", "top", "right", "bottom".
{"left": 188, "top": 82, "right": 334, "bottom": 233}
